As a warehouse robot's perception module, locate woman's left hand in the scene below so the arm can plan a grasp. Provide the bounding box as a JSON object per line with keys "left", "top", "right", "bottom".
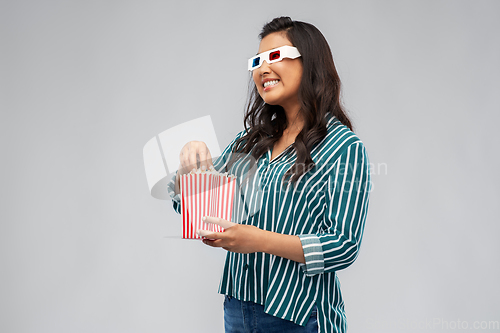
{"left": 198, "top": 216, "right": 267, "bottom": 254}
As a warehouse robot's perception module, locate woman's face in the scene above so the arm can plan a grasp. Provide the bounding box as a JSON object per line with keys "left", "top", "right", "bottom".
{"left": 252, "top": 32, "right": 303, "bottom": 112}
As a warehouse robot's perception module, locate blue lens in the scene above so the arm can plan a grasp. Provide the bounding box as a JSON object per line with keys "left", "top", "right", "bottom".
{"left": 252, "top": 57, "right": 260, "bottom": 68}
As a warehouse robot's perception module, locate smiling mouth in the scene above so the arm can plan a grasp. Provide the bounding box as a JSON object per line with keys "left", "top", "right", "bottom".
{"left": 263, "top": 80, "right": 279, "bottom": 88}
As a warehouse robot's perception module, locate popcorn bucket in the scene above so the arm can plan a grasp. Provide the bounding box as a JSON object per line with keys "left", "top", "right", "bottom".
{"left": 180, "top": 169, "right": 237, "bottom": 239}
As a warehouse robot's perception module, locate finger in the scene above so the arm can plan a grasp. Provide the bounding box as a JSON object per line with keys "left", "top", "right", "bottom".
{"left": 188, "top": 146, "right": 198, "bottom": 170}
{"left": 196, "top": 229, "right": 226, "bottom": 240}
{"left": 179, "top": 151, "right": 187, "bottom": 171}
{"left": 180, "top": 157, "right": 192, "bottom": 174}
{"left": 202, "top": 238, "right": 225, "bottom": 248}
{"left": 198, "top": 149, "right": 208, "bottom": 171}
{"left": 206, "top": 149, "right": 214, "bottom": 169}
{"left": 203, "top": 216, "right": 236, "bottom": 229}
{"left": 196, "top": 229, "right": 223, "bottom": 239}
{"left": 180, "top": 145, "right": 194, "bottom": 171}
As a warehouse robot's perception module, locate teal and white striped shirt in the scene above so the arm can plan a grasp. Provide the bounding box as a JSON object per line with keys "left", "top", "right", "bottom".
{"left": 167, "top": 113, "right": 371, "bottom": 333}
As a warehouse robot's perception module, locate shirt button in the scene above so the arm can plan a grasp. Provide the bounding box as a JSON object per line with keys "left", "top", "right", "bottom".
{"left": 243, "top": 264, "right": 249, "bottom": 270}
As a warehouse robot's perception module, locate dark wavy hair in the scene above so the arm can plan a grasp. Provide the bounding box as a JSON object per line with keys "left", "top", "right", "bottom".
{"left": 230, "top": 16, "right": 352, "bottom": 184}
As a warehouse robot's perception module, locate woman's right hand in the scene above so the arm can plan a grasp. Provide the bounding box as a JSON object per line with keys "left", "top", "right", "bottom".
{"left": 177, "top": 141, "right": 214, "bottom": 176}
{"left": 174, "top": 141, "right": 213, "bottom": 195}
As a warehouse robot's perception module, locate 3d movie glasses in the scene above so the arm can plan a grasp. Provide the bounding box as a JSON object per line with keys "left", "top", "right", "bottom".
{"left": 248, "top": 46, "right": 301, "bottom": 71}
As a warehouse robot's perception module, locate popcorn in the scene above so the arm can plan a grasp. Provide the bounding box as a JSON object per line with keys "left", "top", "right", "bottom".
{"left": 180, "top": 167, "right": 237, "bottom": 239}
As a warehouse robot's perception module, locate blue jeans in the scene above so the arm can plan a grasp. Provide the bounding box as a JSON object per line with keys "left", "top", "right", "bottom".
{"left": 224, "top": 295, "right": 318, "bottom": 333}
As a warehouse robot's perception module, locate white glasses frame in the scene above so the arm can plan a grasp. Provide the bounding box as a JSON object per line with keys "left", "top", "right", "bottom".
{"left": 247, "top": 45, "right": 301, "bottom": 71}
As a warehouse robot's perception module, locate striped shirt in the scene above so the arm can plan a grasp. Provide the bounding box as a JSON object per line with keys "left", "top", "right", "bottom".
{"left": 167, "top": 113, "right": 371, "bottom": 333}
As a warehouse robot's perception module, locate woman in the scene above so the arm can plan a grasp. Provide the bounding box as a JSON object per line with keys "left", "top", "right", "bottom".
{"left": 168, "top": 16, "right": 371, "bottom": 333}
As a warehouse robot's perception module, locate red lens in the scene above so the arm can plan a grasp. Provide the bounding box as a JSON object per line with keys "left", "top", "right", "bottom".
{"left": 269, "top": 50, "right": 281, "bottom": 61}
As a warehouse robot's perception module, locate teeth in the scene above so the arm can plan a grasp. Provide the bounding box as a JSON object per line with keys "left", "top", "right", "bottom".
{"left": 264, "top": 80, "right": 279, "bottom": 88}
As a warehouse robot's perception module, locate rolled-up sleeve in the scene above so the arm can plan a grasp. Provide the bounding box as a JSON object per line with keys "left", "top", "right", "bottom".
{"left": 166, "top": 174, "right": 182, "bottom": 215}
{"left": 299, "top": 142, "right": 371, "bottom": 276}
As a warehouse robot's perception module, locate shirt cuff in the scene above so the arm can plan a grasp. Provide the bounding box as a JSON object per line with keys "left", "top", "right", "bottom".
{"left": 167, "top": 174, "right": 181, "bottom": 215}
{"left": 298, "top": 234, "right": 325, "bottom": 276}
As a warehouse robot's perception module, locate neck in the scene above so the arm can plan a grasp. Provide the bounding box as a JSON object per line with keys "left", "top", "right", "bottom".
{"left": 283, "top": 104, "right": 304, "bottom": 133}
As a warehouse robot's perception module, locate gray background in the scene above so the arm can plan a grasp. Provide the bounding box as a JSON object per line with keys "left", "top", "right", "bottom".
{"left": 1, "top": 0, "right": 499, "bottom": 332}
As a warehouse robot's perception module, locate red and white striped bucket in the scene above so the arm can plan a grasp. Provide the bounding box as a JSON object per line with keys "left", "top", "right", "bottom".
{"left": 180, "top": 170, "right": 236, "bottom": 239}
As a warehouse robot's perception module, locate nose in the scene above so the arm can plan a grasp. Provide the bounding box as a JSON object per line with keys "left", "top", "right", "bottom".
{"left": 257, "top": 60, "right": 272, "bottom": 76}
